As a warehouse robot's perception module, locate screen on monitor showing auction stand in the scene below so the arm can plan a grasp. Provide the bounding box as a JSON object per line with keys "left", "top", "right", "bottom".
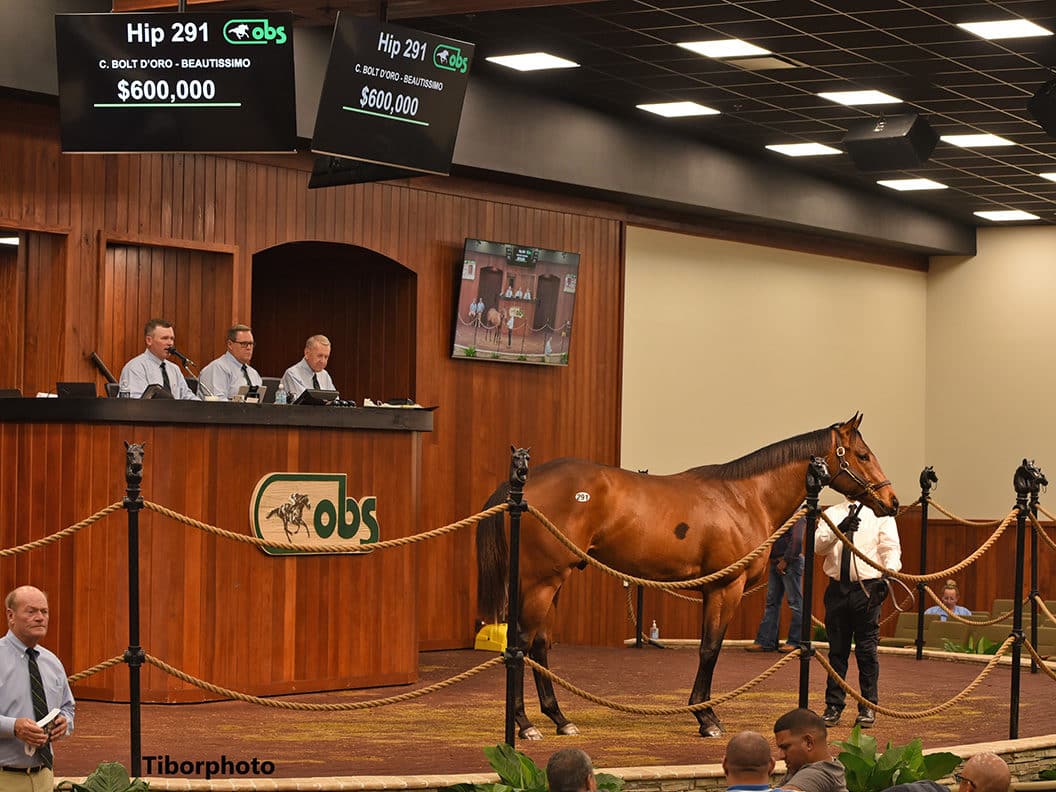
{"left": 451, "top": 239, "right": 579, "bottom": 367}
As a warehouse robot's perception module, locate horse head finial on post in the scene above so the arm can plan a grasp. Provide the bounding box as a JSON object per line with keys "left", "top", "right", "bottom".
{"left": 124, "top": 441, "right": 146, "bottom": 504}
{"left": 919, "top": 465, "right": 938, "bottom": 498}
{"left": 509, "top": 446, "right": 530, "bottom": 496}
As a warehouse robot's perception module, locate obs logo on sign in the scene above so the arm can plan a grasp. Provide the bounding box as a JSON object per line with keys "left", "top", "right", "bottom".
{"left": 223, "top": 18, "right": 288, "bottom": 45}
{"left": 251, "top": 473, "right": 378, "bottom": 556}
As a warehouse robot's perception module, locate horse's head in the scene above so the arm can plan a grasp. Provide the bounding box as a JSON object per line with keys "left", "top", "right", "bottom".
{"left": 826, "top": 413, "right": 899, "bottom": 516}
{"left": 509, "top": 445, "right": 530, "bottom": 486}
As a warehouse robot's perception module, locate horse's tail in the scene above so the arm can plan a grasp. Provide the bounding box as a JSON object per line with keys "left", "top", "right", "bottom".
{"left": 266, "top": 505, "right": 280, "bottom": 519}
{"left": 477, "top": 482, "right": 510, "bottom": 623}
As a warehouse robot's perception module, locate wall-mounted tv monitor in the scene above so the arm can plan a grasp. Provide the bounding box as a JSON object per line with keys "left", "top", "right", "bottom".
{"left": 452, "top": 239, "right": 579, "bottom": 367}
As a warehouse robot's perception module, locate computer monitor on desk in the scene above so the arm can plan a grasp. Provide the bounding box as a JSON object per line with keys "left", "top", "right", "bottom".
{"left": 260, "top": 377, "right": 282, "bottom": 404}
{"left": 56, "top": 382, "right": 97, "bottom": 398}
{"left": 294, "top": 388, "right": 339, "bottom": 406}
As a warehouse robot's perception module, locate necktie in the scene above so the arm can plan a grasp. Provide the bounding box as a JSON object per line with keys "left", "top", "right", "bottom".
{"left": 312, "top": 373, "right": 320, "bottom": 390}
{"left": 26, "top": 649, "right": 53, "bottom": 769}
{"left": 160, "top": 362, "right": 172, "bottom": 393}
{"left": 839, "top": 510, "right": 859, "bottom": 588}
{"left": 241, "top": 364, "right": 252, "bottom": 387}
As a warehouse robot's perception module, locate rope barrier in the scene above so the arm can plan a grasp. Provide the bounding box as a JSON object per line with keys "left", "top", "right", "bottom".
{"left": 144, "top": 653, "right": 504, "bottom": 710}
{"left": 526, "top": 505, "right": 804, "bottom": 589}
{"left": 819, "top": 508, "right": 1015, "bottom": 584}
{"left": 67, "top": 655, "right": 125, "bottom": 683}
{"left": 1032, "top": 595, "right": 1056, "bottom": 627}
{"left": 524, "top": 651, "right": 798, "bottom": 715}
{"left": 1023, "top": 641, "right": 1056, "bottom": 681}
{"left": 0, "top": 503, "right": 123, "bottom": 557}
{"left": 141, "top": 500, "right": 508, "bottom": 553}
{"left": 926, "top": 499, "right": 1006, "bottom": 527}
{"left": 812, "top": 636, "right": 1013, "bottom": 719}
{"left": 1029, "top": 511, "right": 1056, "bottom": 554}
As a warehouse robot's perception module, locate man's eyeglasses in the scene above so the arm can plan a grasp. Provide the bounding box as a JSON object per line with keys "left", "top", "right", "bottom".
{"left": 232, "top": 341, "right": 255, "bottom": 348}
{"left": 954, "top": 773, "right": 976, "bottom": 789}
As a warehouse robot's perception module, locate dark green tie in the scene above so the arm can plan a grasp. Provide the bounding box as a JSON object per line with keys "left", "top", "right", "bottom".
{"left": 26, "top": 649, "right": 52, "bottom": 769}
{"left": 161, "top": 362, "right": 172, "bottom": 393}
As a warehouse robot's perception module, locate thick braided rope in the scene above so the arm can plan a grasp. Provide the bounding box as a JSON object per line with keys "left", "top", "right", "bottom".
{"left": 141, "top": 500, "right": 508, "bottom": 553}
{"left": 1033, "top": 595, "right": 1056, "bottom": 627}
{"left": 0, "top": 503, "right": 123, "bottom": 557}
{"left": 524, "top": 651, "right": 798, "bottom": 715}
{"left": 819, "top": 509, "right": 1014, "bottom": 583}
{"left": 1028, "top": 510, "right": 1056, "bottom": 554}
{"left": 897, "top": 498, "right": 923, "bottom": 515}
{"left": 813, "top": 636, "right": 1013, "bottom": 719}
{"left": 926, "top": 500, "right": 1005, "bottom": 527}
{"left": 526, "top": 505, "right": 803, "bottom": 589}
{"left": 923, "top": 586, "right": 1018, "bottom": 625}
{"left": 67, "top": 655, "right": 125, "bottom": 683}
{"left": 1023, "top": 641, "right": 1056, "bottom": 681}
{"left": 144, "top": 653, "right": 503, "bottom": 710}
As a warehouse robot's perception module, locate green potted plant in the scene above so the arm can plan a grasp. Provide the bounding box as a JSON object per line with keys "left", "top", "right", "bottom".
{"left": 57, "top": 761, "right": 149, "bottom": 792}
{"left": 835, "top": 725, "right": 960, "bottom": 792}
{"left": 442, "top": 744, "right": 623, "bottom": 792}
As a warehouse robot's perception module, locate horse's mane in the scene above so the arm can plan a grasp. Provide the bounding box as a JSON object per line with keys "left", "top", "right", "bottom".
{"left": 690, "top": 425, "right": 833, "bottom": 480}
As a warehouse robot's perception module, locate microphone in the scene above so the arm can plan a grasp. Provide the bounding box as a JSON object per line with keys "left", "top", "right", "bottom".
{"left": 167, "top": 347, "right": 195, "bottom": 367}
{"left": 88, "top": 352, "right": 117, "bottom": 384}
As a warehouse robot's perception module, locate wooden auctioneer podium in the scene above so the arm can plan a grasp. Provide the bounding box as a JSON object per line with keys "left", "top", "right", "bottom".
{"left": 0, "top": 399, "right": 433, "bottom": 702}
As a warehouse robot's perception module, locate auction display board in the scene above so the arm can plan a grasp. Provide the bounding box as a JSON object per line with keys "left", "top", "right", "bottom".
{"left": 55, "top": 12, "right": 297, "bottom": 152}
{"left": 312, "top": 14, "right": 475, "bottom": 175}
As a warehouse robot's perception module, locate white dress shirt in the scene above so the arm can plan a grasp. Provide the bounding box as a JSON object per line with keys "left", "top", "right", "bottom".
{"left": 280, "top": 357, "right": 335, "bottom": 401}
{"left": 197, "top": 351, "right": 262, "bottom": 400}
{"left": 815, "top": 501, "right": 902, "bottom": 582}
{"left": 118, "top": 350, "right": 199, "bottom": 400}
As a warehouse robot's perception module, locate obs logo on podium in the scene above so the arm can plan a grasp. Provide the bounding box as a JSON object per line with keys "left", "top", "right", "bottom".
{"left": 250, "top": 473, "right": 378, "bottom": 556}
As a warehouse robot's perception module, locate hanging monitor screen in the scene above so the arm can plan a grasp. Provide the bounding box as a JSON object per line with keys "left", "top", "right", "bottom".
{"left": 55, "top": 12, "right": 297, "bottom": 153}
{"left": 311, "top": 14, "right": 475, "bottom": 175}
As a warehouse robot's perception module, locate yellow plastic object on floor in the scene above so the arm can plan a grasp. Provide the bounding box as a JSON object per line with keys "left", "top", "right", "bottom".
{"left": 474, "top": 623, "right": 507, "bottom": 651}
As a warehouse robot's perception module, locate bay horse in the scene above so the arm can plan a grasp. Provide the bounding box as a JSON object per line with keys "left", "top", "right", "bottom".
{"left": 476, "top": 414, "right": 898, "bottom": 738}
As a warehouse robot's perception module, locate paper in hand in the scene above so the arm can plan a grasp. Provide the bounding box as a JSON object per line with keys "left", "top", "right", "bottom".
{"left": 23, "top": 708, "right": 60, "bottom": 756}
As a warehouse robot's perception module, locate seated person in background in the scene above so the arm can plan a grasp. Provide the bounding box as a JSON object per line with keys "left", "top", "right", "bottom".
{"left": 956, "top": 754, "right": 1011, "bottom": 792}
{"left": 504, "top": 286, "right": 513, "bottom": 298}
{"left": 281, "top": 334, "right": 336, "bottom": 400}
{"left": 118, "top": 318, "right": 199, "bottom": 400}
{"left": 924, "top": 580, "right": 972, "bottom": 621}
{"left": 524, "top": 288, "right": 532, "bottom": 300}
{"left": 723, "top": 731, "right": 777, "bottom": 791}
{"left": 197, "top": 324, "right": 261, "bottom": 400}
{"left": 773, "top": 708, "right": 848, "bottom": 792}
{"left": 514, "top": 288, "right": 523, "bottom": 299}
{"left": 546, "top": 748, "right": 597, "bottom": 792}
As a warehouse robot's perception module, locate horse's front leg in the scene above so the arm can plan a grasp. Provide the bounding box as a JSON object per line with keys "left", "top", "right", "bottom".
{"left": 513, "top": 584, "right": 564, "bottom": 740}
{"left": 690, "top": 582, "right": 744, "bottom": 737}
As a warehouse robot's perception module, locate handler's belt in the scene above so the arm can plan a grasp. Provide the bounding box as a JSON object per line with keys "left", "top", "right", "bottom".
{"left": 0, "top": 766, "right": 45, "bottom": 774}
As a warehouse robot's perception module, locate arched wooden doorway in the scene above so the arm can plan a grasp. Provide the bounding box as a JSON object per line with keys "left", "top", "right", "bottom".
{"left": 251, "top": 241, "right": 417, "bottom": 403}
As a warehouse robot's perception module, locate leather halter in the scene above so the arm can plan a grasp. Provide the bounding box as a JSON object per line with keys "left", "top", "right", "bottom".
{"left": 828, "top": 429, "right": 891, "bottom": 503}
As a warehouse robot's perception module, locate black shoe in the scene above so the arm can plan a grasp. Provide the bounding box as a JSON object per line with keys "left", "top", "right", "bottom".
{"left": 822, "top": 705, "right": 842, "bottom": 726}
{"left": 855, "top": 708, "right": 876, "bottom": 728}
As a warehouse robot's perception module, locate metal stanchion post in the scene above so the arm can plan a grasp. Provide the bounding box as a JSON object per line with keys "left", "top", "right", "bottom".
{"left": 636, "top": 585, "right": 644, "bottom": 648}
{"left": 916, "top": 467, "right": 937, "bottom": 660}
{"left": 1009, "top": 459, "right": 1042, "bottom": 739}
{"left": 122, "top": 442, "right": 146, "bottom": 778}
{"left": 503, "top": 448, "right": 529, "bottom": 748}
{"left": 798, "top": 456, "right": 829, "bottom": 709}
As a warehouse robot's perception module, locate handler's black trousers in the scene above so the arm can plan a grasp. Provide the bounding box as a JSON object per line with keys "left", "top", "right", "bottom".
{"left": 823, "top": 578, "right": 885, "bottom": 712}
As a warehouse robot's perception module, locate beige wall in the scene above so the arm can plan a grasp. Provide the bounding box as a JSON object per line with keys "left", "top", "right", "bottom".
{"left": 929, "top": 227, "right": 1056, "bottom": 516}
{"left": 621, "top": 225, "right": 926, "bottom": 507}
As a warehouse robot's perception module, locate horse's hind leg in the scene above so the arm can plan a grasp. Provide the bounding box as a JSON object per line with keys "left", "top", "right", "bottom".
{"left": 529, "top": 609, "right": 578, "bottom": 735}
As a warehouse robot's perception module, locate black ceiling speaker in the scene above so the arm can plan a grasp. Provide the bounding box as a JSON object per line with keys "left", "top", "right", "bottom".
{"left": 1028, "top": 78, "right": 1056, "bottom": 138}
{"left": 841, "top": 113, "right": 939, "bottom": 171}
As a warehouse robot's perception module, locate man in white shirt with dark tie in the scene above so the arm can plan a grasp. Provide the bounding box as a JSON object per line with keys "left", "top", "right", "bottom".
{"left": 117, "top": 319, "right": 199, "bottom": 400}
{"left": 815, "top": 499, "right": 901, "bottom": 729}
{"left": 197, "top": 324, "right": 262, "bottom": 400}
{"left": 281, "top": 334, "right": 336, "bottom": 401}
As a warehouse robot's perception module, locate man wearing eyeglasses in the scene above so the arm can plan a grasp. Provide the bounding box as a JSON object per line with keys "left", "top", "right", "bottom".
{"left": 197, "top": 324, "right": 262, "bottom": 400}
{"left": 884, "top": 754, "right": 1010, "bottom": 792}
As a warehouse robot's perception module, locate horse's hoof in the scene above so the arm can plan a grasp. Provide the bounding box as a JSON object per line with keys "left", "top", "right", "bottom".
{"left": 699, "top": 723, "right": 724, "bottom": 738}
{"left": 520, "top": 726, "right": 544, "bottom": 741}
{"left": 557, "top": 723, "right": 580, "bottom": 736}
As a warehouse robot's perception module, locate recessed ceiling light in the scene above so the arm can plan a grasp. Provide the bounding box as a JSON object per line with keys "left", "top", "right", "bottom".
{"left": 1040, "top": 172, "right": 1056, "bottom": 182}
{"left": 677, "top": 39, "right": 771, "bottom": 59}
{"left": 636, "top": 101, "right": 719, "bottom": 118}
{"left": 765, "top": 143, "right": 841, "bottom": 157}
{"left": 941, "top": 133, "right": 1015, "bottom": 148}
{"left": 957, "top": 19, "right": 1053, "bottom": 40}
{"left": 485, "top": 52, "right": 579, "bottom": 72}
{"left": 818, "top": 90, "right": 901, "bottom": 106}
{"left": 0, "top": 236, "right": 18, "bottom": 246}
{"left": 877, "top": 178, "right": 948, "bottom": 191}
{"left": 974, "top": 210, "right": 1040, "bottom": 222}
